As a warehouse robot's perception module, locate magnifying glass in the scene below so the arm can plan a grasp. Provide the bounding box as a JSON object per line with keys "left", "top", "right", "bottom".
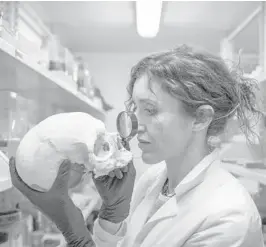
{"left": 116, "top": 111, "right": 138, "bottom": 150}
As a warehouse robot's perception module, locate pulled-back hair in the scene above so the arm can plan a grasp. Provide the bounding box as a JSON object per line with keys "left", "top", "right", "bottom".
{"left": 126, "top": 44, "right": 262, "bottom": 144}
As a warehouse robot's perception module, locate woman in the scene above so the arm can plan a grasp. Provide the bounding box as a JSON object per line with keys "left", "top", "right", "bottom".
{"left": 9, "top": 45, "right": 265, "bottom": 247}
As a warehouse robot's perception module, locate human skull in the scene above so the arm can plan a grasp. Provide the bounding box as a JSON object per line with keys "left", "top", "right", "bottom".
{"left": 15, "top": 112, "right": 133, "bottom": 192}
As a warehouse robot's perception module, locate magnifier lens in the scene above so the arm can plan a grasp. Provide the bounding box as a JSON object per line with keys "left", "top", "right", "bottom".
{"left": 117, "top": 112, "right": 133, "bottom": 138}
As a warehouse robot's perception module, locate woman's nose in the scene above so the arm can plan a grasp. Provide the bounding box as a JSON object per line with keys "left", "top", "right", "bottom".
{"left": 134, "top": 111, "right": 146, "bottom": 133}
{"left": 137, "top": 122, "right": 146, "bottom": 134}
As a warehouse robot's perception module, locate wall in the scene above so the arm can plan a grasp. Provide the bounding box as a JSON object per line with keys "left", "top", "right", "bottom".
{"left": 79, "top": 52, "right": 152, "bottom": 179}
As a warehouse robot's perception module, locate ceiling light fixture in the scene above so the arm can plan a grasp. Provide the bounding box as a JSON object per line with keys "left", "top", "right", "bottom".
{"left": 136, "top": 1, "right": 163, "bottom": 38}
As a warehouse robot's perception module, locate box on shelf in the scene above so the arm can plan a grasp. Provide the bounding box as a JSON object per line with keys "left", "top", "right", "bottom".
{"left": 0, "top": 3, "right": 17, "bottom": 48}
{"left": 0, "top": 2, "right": 19, "bottom": 35}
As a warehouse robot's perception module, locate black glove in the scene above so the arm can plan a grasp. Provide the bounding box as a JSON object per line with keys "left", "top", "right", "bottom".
{"left": 9, "top": 157, "right": 95, "bottom": 247}
{"left": 93, "top": 139, "right": 136, "bottom": 224}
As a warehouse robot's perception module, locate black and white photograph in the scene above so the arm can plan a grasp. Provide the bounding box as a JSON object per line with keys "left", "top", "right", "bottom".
{"left": 0, "top": 1, "right": 266, "bottom": 246}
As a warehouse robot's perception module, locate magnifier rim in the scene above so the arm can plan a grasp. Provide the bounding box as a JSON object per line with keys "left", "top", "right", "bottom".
{"left": 116, "top": 111, "right": 138, "bottom": 140}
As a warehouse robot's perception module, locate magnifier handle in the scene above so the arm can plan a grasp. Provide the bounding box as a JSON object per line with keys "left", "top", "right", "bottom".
{"left": 121, "top": 138, "right": 130, "bottom": 151}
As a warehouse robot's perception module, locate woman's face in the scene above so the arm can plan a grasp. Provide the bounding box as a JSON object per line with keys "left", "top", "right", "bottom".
{"left": 132, "top": 75, "right": 195, "bottom": 164}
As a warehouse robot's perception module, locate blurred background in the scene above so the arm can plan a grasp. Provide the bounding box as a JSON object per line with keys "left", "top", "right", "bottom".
{"left": 0, "top": 1, "right": 266, "bottom": 246}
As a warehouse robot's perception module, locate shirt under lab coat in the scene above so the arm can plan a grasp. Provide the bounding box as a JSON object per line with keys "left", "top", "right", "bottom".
{"left": 92, "top": 150, "right": 265, "bottom": 247}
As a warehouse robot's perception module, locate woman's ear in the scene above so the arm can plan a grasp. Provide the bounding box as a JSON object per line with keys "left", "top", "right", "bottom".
{"left": 192, "top": 105, "right": 214, "bottom": 132}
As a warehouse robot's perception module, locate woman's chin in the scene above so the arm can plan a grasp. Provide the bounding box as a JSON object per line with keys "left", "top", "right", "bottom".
{"left": 141, "top": 152, "right": 162, "bottom": 165}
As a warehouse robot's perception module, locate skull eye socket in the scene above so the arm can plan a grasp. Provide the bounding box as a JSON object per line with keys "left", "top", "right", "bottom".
{"left": 103, "top": 142, "right": 110, "bottom": 152}
{"left": 93, "top": 135, "right": 112, "bottom": 158}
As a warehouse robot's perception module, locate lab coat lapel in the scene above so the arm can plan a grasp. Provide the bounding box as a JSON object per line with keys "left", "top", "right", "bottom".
{"left": 138, "top": 162, "right": 224, "bottom": 247}
{"left": 146, "top": 195, "right": 178, "bottom": 224}
{"left": 133, "top": 196, "right": 178, "bottom": 246}
{"left": 136, "top": 152, "right": 220, "bottom": 246}
{"left": 125, "top": 167, "right": 168, "bottom": 245}
{"left": 138, "top": 203, "right": 199, "bottom": 247}
{"left": 144, "top": 161, "right": 212, "bottom": 225}
{"left": 154, "top": 164, "right": 226, "bottom": 246}
{"left": 137, "top": 150, "right": 219, "bottom": 227}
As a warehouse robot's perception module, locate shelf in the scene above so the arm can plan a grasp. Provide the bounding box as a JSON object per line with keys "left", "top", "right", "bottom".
{"left": 0, "top": 138, "right": 20, "bottom": 148}
{"left": 221, "top": 162, "right": 266, "bottom": 186}
{"left": 0, "top": 38, "right": 105, "bottom": 121}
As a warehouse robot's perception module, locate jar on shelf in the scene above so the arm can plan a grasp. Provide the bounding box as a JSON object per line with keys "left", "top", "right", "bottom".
{"left": 76, "top": 57, "right": 95, "bottom": 98}
{"left": 72, "top": 59, "right": 79, "bottom": 84}
{"left": 48, "top": 35, "right": 65, "bottom": 72}
{"left": 38, "top": 35, "right": 50, "bottom": 70}
{"left": 75, "top": 56, "right": 85, "bottom": 90}
{"left": 83, "top": 66, "right": 96, "bottom": 99}
{"left": 64, "top": 48, "right": 75, "bottom": 77}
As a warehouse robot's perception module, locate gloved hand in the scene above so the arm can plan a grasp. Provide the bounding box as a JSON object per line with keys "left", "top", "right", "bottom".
{"left": 93, "top": 139, "right": 136, "bottom": 224}
{"left": 9, "top": 157, "right": 95, "bottom": 247}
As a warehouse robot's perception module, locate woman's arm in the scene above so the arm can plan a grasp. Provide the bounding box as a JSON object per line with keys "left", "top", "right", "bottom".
{"left": 98, "top": 219, "right": 123, "bottom": 234}
{"left": 93, "top": 219, "right": 127, "bottom": 246}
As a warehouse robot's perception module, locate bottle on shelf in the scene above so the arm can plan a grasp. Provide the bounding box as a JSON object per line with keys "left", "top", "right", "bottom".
{"left": 76, "top": 56, "right": 85, "bottom": 91}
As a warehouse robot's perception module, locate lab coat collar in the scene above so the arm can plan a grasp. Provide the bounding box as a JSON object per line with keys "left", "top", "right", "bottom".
{"left": 173, "top": 148, "right": 220, "bottom": 199}
{"left": 146, "top": 149, "right": 220, "bottom": 223}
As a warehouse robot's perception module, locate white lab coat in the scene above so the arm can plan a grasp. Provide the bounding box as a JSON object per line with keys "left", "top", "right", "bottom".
{"left": 93, "top": 150, "right": 265, "bottom": 247}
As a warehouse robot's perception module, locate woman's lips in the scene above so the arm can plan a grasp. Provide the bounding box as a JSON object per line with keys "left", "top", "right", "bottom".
{"left": 138, "top": 141, "right": 151, "bottom": 149}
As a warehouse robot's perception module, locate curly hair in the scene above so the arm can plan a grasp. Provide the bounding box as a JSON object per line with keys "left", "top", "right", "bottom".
{"left": 126, "top": 44, "right": 262, "bottom": 144}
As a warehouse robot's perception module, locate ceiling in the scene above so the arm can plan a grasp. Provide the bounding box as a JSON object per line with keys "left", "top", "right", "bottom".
{"left": 28, "top": 1, "right": 261, "bottom": 54}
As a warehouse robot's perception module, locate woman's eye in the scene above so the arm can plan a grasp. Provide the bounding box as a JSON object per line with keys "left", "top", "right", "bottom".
{"left": 145, "top": 108, "right": 157, "bottom": 115}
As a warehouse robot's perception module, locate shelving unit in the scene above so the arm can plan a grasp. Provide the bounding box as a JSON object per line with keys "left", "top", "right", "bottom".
{"left": 0, "top": 38, "right": 106, "bottom": 122}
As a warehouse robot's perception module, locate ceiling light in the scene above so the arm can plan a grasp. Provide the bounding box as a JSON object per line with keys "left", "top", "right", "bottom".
{"left": 136, "top": 1, "right": 163, "bottom": 38}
